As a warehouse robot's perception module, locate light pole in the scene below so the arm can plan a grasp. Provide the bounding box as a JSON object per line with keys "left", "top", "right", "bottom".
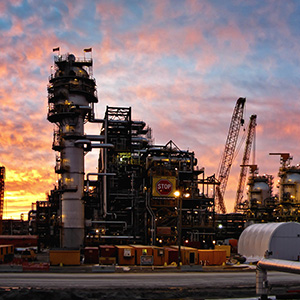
{"left": 174, "top": 190, "right": 182, "bottom": 268}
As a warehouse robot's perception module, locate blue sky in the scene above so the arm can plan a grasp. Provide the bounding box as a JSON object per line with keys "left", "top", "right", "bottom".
{"left": 1, "top": 0, "right": 300, "bottom": 218}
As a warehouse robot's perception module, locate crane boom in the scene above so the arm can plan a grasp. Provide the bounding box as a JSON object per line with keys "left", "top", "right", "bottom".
{"left": 216, "top": 97, "right": 246, "bottom": 214}
{"left": 234, "top": 114, "right": 257, "bottom": 212}
{"left": 0, "top": 167, "right": 5, "bottom": 235}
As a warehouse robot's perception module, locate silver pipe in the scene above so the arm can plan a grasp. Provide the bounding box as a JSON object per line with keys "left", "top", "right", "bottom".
{"left": 75, "top": 139, "right": 91, "bottom": 145}
{"left": 256, "top": 258, "right": 300, "bottom": 297}
{"left": 91, "top": 143, "right": 114, "bottom": 148}
{"left": 257, "top": 257, "right": 300, "bottom": 274}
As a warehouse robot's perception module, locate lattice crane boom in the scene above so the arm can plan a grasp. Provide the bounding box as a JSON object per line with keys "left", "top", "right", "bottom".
{"left": 234, "top": 114, "right": 257, "bottom": 212}
{"left": 216, "top": 97, "right": 246, "bottom": 214}
{"left": 0, "top": 167, "right": 5, "bottom": 235}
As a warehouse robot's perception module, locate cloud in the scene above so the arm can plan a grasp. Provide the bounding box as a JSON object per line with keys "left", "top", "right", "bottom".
{"left": 1, "top": 0, "right": 300, "bottom": 218}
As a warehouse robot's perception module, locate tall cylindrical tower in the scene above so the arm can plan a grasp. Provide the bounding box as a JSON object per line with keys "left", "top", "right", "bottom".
{"left": 47, "top": 53, "right": 97, "bottom": 248}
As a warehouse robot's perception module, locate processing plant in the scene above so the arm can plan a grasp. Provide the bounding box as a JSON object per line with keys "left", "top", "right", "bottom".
{"left": 26, "top": 50, "right": 300, "bottom": 251}
{"left": 28, "top": 51, "right": 218, "bottom": 249}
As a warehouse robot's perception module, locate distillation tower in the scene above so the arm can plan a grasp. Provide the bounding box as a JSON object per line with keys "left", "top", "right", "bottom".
{"left": 47, "top": 53, "right": 98, "bottom": 248}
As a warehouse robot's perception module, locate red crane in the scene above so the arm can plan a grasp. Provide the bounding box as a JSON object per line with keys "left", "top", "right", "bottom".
{"left": 216, "top": 97, "right": 246, "bottom": 214}
{"left": 0, "top": 167, "right": 5, "bottom": 235}
{"left": 234, "top": 114, "right": 257, "bottom": 212}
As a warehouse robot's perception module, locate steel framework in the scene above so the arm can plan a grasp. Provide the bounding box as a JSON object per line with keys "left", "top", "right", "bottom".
{"left": 216, "top": 97, "right": 246, "bottom": 213}
{"left": 234, "top": 114, "right": 257, "bottom": 212}
{"left": 0, "top": 167, "right": 5, "bottom": 235}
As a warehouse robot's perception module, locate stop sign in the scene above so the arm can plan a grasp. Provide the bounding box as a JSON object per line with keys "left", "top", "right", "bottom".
{"left": 156, "top": 179, "right": 173, "bottom": 196}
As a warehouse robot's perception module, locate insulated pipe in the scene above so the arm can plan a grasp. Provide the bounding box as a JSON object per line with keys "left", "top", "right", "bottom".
{"left": 256, "top": 258, "right": 300, "bottom": 298}
{"left": 75, "top": 139, "right": 91, "bottom": 145}
{"left": 85, "top": 135, "right": 105, "bottom": 141}
{"left": 91, "top": 143, "right": 114, "bottom": 148}
{"left": 257, "top": 257, "right": 300, "bottom": 274}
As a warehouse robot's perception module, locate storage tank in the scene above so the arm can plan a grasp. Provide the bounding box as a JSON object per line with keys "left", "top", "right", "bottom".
{"left": 238, "top": 222, "right": 300, "bottom": 261}
{"left": 279, "top": 168, "right": 300, "bottom": 204}
{"left": 248, "top": 176, "right": 273, "bottom": 209}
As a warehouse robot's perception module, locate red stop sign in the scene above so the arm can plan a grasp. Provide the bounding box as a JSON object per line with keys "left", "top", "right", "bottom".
{"left": 156, "top": 179, "right": 173, "bottom": 196}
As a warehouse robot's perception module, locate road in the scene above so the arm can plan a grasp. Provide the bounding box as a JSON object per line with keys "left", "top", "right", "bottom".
{"left": 0, "top": 271, "right": 300, "bottom": 299}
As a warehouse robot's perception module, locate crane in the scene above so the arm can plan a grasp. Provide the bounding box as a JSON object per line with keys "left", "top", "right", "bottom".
{"left": 0, "top": 167, "right": 5, "bottom": 235}
{"left": 234, "top": 114, "right": 257, "bottom": 212}
{"left": 216, "top": 97, "right": 246, "bottom": 214}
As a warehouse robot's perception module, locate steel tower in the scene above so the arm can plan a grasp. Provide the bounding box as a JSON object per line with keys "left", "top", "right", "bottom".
{"left": 47, "top": 53, "right": 97, "bottom": 248}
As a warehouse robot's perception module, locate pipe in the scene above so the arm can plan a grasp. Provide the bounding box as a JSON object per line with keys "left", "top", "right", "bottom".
{"left": 75, "top": 139, "right": 91, "bottom": 145}
{"left": 91, "top": 143, "right": 114, "bottom": 148}
{"left": 145, "top": 190, "right": 156, "bottom": 245}
{"left": 86, "top": 172, "right": 116, "bottom": 217}
{"left": 88, "top": 103, "right": 105, "bottom": 123}
{"left": 86, "top": 172, "right": 116, "bottom": 190}
{"left": 131, "top": 137, "right": 149, "bottom": 143}
{"left": 257, "top": 257, "right": 300, "bottom": 274}
{"left": 97, "top": 235, "right": 141, "bottom": 239}
{"left": 256, "top": 258, "right": 300, "bottom": 298}
{"left": 91, "top": 220, "right": 128, "bottom": 231}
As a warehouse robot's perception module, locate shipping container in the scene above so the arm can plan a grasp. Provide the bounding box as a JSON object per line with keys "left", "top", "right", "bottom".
{"left": 115, "top": 245, "right": 135, "bottom": 265}
{"left": 0, "top": 244, "right": 14, "bottom": 263}
{"left": 171, "top": 246, "right": 198, "bottom": 265}
{"left": 99, "top": 245, "right": 116, "bottom": 265}
{"left": 212, "top": 249, "right": 227, "bottom": 265}
{"left": 99, "top": 245, "right": 116, "bottom": 257}
{"left": 198, "top": 249, "right": 226, "bottom": 265}
{"left": 49, "top": 249, "right": 81, "bottom": 266}
{"left": 215, "top": 245, "right": 231, "bottom": 257}
{"left": 131, "top": 245, "right": 153, "bottom": 265}
{"left": 164, "top": 247, "right": 178, "bottom": 265}
{"left": 198, "top": 249, "right": 214, "bottom": 265}
{"left": 152, "top": 246, "right": 168, "bottom": 266}
{"left": 84, "top": 247, "right": 99, "bottom": 264}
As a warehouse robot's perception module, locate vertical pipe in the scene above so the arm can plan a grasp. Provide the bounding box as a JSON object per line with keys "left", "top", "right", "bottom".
{"left": 256, "top": 267, "right": 268, "bottom": 298}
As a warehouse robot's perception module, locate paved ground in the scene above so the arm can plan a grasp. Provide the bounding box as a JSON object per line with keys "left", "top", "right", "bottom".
{"left": 0, "top": 271, "right": 299, "bottom": 299}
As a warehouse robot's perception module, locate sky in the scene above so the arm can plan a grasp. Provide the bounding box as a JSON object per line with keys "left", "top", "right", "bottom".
{"left": 1, "top": 0, "right": 300, "bottom": 219}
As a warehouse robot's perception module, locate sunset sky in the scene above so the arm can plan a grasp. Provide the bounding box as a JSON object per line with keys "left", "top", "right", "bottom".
{"left": 2, "top": 0, "right": 300, "bottom": 219}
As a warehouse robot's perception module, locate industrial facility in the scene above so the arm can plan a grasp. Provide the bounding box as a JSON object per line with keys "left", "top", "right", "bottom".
{"left": 2, "top": 50, "right": 300, "bottom": 256}
{"left": 26, "top": 51, "right": 218, "bottom": 250}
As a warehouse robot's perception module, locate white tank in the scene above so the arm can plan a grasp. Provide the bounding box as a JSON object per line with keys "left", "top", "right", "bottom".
{"left": 249, "top": 179, "right": 270, "bottom": 207}
{"left": 280, "top": 171, "right": 300, "bottom": 203}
